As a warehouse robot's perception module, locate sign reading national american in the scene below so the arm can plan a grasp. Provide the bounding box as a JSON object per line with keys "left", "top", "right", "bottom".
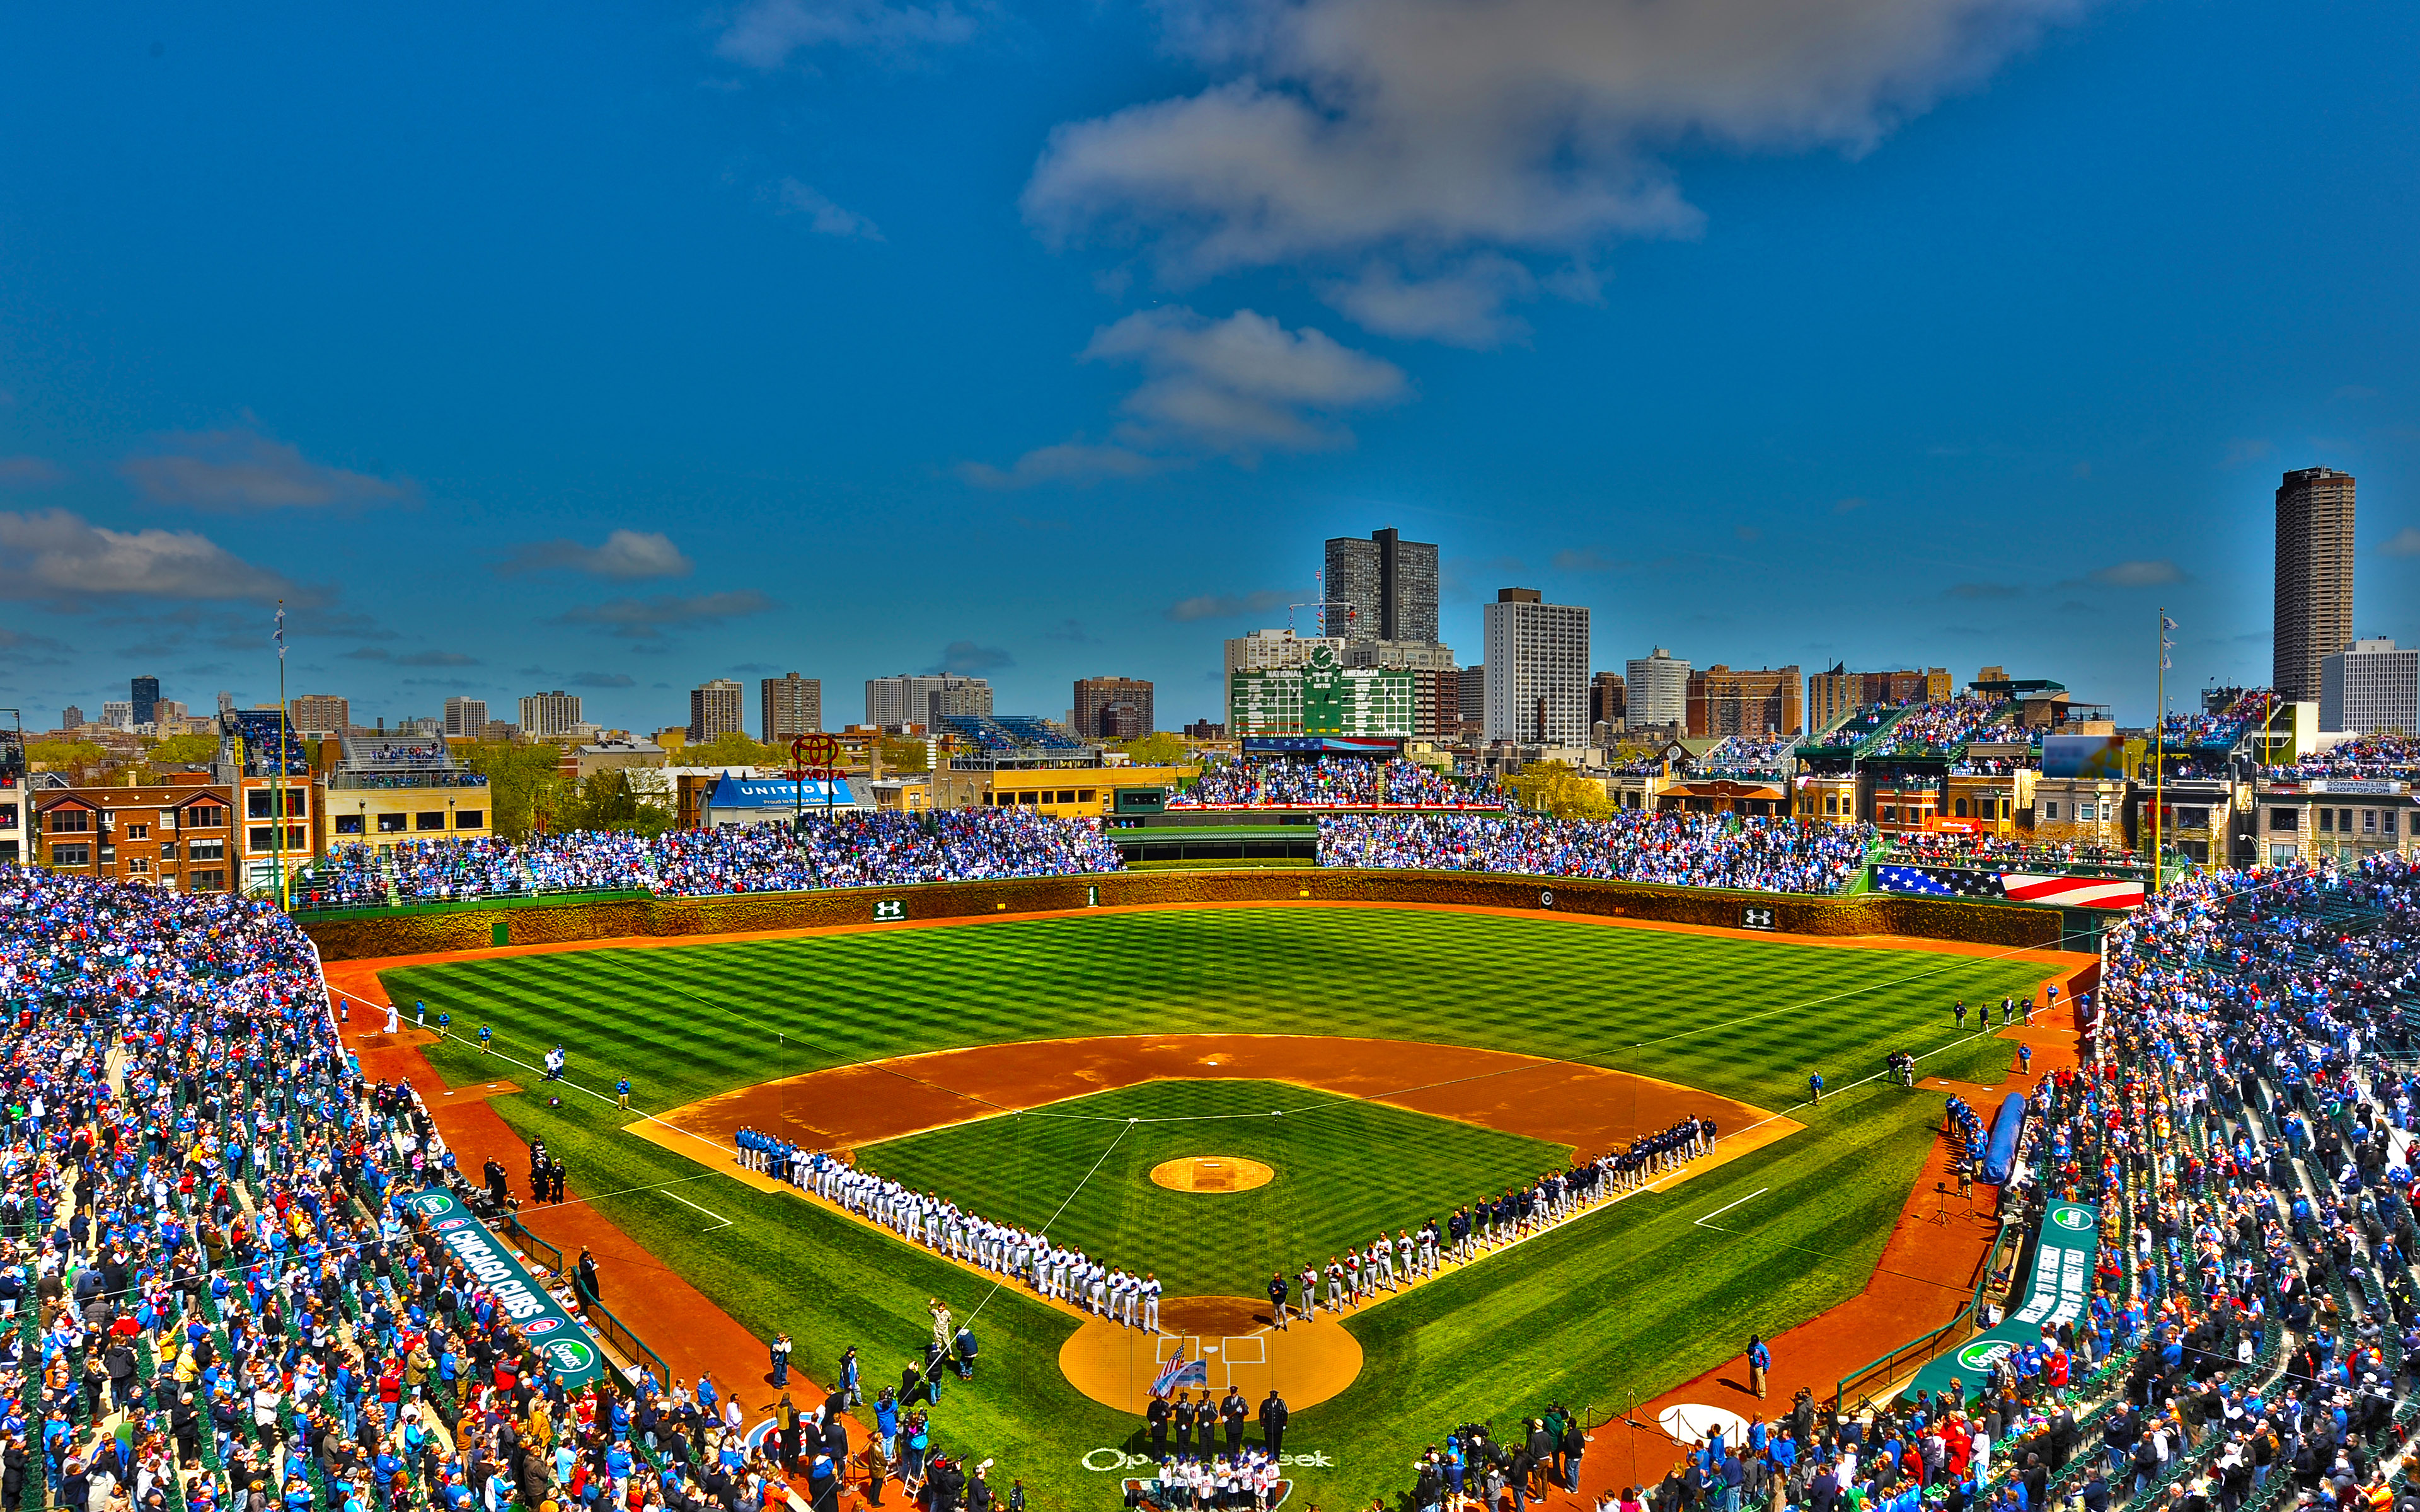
{"left": 408, "top": 1188, "right": 609, "bottom": 1387}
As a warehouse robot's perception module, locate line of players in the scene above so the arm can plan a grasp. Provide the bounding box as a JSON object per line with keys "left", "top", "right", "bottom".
{"left": 734, "top": 1111, "right": 1719, "bottom": 1331}
{"left": 734, "top": 1127, "right": 1170, "bottom": 1331}
{"left": 1265, "top": 1114, "right": 1719, "bottom": 1322}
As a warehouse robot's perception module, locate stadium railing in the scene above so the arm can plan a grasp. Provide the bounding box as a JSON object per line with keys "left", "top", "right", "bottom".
{"left": 1829, "top": 1198, "right": 2020, "bottom": 1411}
{"left": 501, "top": 1212, "right": 671, "bottom": 1394}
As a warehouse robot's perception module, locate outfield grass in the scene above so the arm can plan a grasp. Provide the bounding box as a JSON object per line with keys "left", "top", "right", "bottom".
{"left": 386, "top": 906, "right": 2048, "bottom": 1111}
{"left": 394, "top": 907, "right": 2039, "bottom": 1510}
{"left": 857, "top": 1079, "right": 1572, "bottom": 1298}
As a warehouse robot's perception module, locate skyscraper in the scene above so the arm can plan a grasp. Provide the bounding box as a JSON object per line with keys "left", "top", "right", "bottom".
{"left": 287, "top": 695, "right": 350, "bottom": 736}
{"left": 2274, "top": 466, "right": 2356, "bottom": 702}
{"left": 864, "top": 675, "right": 992, "bottom": 730}
{"left": 1685, "top": 665, "right": 1802, "bottom": 738}
{"left": 130, "top": 675, "right": 160, "bottom": 727}
{"left": 2322, "top": 638, "right": 2417, "bottom": 734}
{"left": 519, "top": 690, "right": 582, "bottom": 741}
{"left": 443, "top": 697, "right": 488, "bottom": 738}
{"left": 1072, "top": 677, "right": 1154, "bottom": 739}
{"left": 1482, "top": 589, "right": 1590, "bottom": 744}
{"left": 1625, "top": 649, "right": 1690, "bottom": 729}
{"left": 760, "top": 674, "right": 823, "bottom": 740}
{"left": 689, "top": 679, "right": 745, "bottom": 743}
{"left": 1323, "top": 527, "right": 1439, "bottom": 644}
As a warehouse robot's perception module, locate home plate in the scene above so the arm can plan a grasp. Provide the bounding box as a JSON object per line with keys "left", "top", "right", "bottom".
{"left": 1659, "top": 1404, "right": 1749, "bottom": 1446}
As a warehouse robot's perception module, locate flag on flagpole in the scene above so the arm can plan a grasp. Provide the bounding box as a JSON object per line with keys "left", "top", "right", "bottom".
{"left": 1149, "top": 1345, "right": 1209, "bottom": 1399}
{"left": 275, "top": 604, "right": 287, "bottom": 660}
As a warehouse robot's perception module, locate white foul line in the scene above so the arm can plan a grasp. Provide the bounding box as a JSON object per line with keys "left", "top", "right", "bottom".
{"left": 1693, "top": 1187, "right": 1770, "bottom": 1230}
{"left": 657, "top": 1187, "right": 734, "bottom": 1231}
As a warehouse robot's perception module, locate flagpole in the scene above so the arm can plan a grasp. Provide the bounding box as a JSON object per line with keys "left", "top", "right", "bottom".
{"left": 275, "top": 600, "right": 289, "bottom": 910}
{"left": 2153, "top": 607, "right": 2166, "bottom": 888}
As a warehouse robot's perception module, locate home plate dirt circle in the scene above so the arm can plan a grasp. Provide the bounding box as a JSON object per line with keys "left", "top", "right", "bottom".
{"left": 1059, "top": 1296, "right": 1364, "bottom": 1415}
{"left": 1149, "top": 1156, "right": 1276, "bottom": 1194}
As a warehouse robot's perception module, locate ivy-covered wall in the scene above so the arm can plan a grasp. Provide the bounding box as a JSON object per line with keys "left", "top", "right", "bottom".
{"left": 301, "top": 869, "right": 2070, "bottom": 959}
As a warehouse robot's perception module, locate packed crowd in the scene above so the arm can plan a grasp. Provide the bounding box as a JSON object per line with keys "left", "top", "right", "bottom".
{"left": 2266, "top": 735, "right": 2420, "bottom": 783}
{"left": 1875, "top": 698, "right": 2011, "bottom": 758}
{"left": 293, "top": 811, "right": 1124, "bottom": 908}
{"left": 1169, "top": 758, "right": 1487, "bottom": 809}
{"left": 2165, "top": 692, "right": 2283, "bottom": 752}
{"left": 1429, "top": 849, "right": 2420, "bottom": 1512}
{"left": 1877, "top": 833, "right": 2145, "bottom": 873}
{"left": 1809, "top": 706, "right": 1906, "bottom": 751}
{"left": 0, "top": 864, "right": 1032, "bottom": 1512}
{"left": 1318, "top": 813, "right": 1876, "bottom": 894}
{"left": 1695, "top": 736, "right": 1799, "bottom": 777}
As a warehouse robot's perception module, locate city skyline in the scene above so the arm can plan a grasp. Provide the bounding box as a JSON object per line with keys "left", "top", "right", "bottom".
{"left": 3, "top": 6, "right": 2417, "bottom": 730}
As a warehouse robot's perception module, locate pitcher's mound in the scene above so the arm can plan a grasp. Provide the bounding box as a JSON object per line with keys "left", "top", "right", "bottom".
{"left": 1059, "top": 1297, "right": 1363, "bottom": 1414}
{"left": 1150, "top": 1157, "right": 1275, "bottom": 1194}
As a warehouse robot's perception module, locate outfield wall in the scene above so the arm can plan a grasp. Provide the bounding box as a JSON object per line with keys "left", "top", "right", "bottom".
{"left": 297, "top": 868, "right": 2077, "bottom": 959}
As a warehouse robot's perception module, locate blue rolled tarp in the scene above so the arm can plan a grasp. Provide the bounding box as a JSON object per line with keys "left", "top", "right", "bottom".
{"left": 1982, "top": 1091, "right": 2027, "bottom": 1185}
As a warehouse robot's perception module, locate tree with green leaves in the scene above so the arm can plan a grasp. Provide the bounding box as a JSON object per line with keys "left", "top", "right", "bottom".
{"left": 555, "top": 769, "right": 676, "bottom": 837}
{"left": 1118, "top": 732, "right": 1190, "bottom": 767}
{"left": 877, "top": 736, "right": 931, "bottom": 774}
{"left": 464, "top": 740, "right": 568, "bottom": 840}
{"left": 686, "top": 731, "right": 781, "bottom": 770}
{"left": 1509, "top": 760, "right": 1614, "bottom": 820}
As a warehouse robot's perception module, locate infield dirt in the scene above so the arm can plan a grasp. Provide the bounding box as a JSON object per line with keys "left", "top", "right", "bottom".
{"left": 645, "top": 1033, "right": 1798, "bottom": 1160}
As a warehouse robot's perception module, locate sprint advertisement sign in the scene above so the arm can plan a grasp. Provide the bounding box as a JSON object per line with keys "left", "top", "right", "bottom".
{"left": 1907, "top": 1201, "right": 2097, "bottom": 1406}
{"left": 408, "top": 1189, "right": 608, "bottom": 1387}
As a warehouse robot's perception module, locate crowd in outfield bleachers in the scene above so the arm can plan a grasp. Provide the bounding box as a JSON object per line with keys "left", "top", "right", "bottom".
{"left": 1318, "top": 812, "right": 1874, "bottom": 893}
{"left": 2266, "top": 736, "right": 2420, "bottom": 783}
{"left": 0, "top": 865, "right": 998, "bottom": 1512}
{"left": 1876, "top": 699, "right": 2010, "bottom": 757}
{"left": 1168, "top": 758, "right": 1485, "bottom": 808}
{"left": 1879, "top": 833, "right": 2143, "bottom": 872}
{"left": 296, "top": 811, "right": 1122, "bottom": 908}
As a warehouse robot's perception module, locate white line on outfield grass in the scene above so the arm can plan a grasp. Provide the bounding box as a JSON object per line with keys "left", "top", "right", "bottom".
{"left": 1693, "top": 1187, "right": 1770, "bottom": 1230}
{"left": 658, "top": 1187, "right": 734, "bottom": 1231}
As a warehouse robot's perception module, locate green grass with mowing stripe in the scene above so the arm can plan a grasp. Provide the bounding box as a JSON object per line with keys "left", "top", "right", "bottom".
{"left": 391, "top": 907, "right": 2039, "bottom": 1511}
{"left": 856, "top": 1079, "right": 1571, "bottom": 1298}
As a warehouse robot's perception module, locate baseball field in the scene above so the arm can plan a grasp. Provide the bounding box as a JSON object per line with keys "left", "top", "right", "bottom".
{"left": 381, "top": 903, "right": 2056, "bottom": 1508}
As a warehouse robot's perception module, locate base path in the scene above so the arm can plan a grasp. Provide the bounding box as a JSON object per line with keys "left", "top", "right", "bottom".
{"left": 649, "top": 1033, "right": 1797, "bottom": 1161}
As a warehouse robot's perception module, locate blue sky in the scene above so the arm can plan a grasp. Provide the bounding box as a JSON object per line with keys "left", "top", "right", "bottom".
{"left": 2, "top": 0, "right": 2415, "bottom": 733}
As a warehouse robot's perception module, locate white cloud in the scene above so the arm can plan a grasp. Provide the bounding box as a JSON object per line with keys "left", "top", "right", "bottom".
{"left": 956, "top": 442, "right": 1164, "bottom": 490}
{"left": 1086, "top": 306, "right": 1408, "bottom": 454}
{"left": 715, "top": 0, "right": 977, "bottom": 67}
{"left": 1166, "top": 588, "right": 1293, "bottom": 621}
{"left": 2089, "top": 559, "right": 2186, "bottom": 587}
{"left": 0, "top": 508, "right": 298, "bottom": 602}
{"left": 769, "top": 178, "right": 884, "bottom": 241}
{"left": 1318, "top": 256, "right": 1539, "bottom": 347}
{"left": 120, "top": 429, "right": 410, "bottom": 510}
{"left": 498, "top": 529, "right": 695, "bottom": 580}
{"left": 556, "top": 590, "right": 778, "bottom": 638}
{"left": 2380, "top": 527, "right": 2420, "bottom": 558}
{"left": 1025, "top": 0, "right": 2082, "bottom": 336}
{"left": 964, "top": 307, "right": 1407, "bottom": 485}
{"left": 0, "top": 455, "right": 64, "bottom": 488}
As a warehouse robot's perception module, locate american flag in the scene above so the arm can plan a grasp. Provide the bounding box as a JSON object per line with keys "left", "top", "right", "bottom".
{"left": 1876, "top": 864, "right": 2008, "bottom": 899}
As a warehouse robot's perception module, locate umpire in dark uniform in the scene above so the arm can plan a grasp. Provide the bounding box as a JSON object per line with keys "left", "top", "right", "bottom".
{"left": 1259, "top": 1390, "right": 1288, "bottom": 1456}
{"left": 1220, "top": 1388, "right": 1248, "bottom": 1459}
{"left": 1267, "top": 1273, "right": 1289, "bottom": 1331}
